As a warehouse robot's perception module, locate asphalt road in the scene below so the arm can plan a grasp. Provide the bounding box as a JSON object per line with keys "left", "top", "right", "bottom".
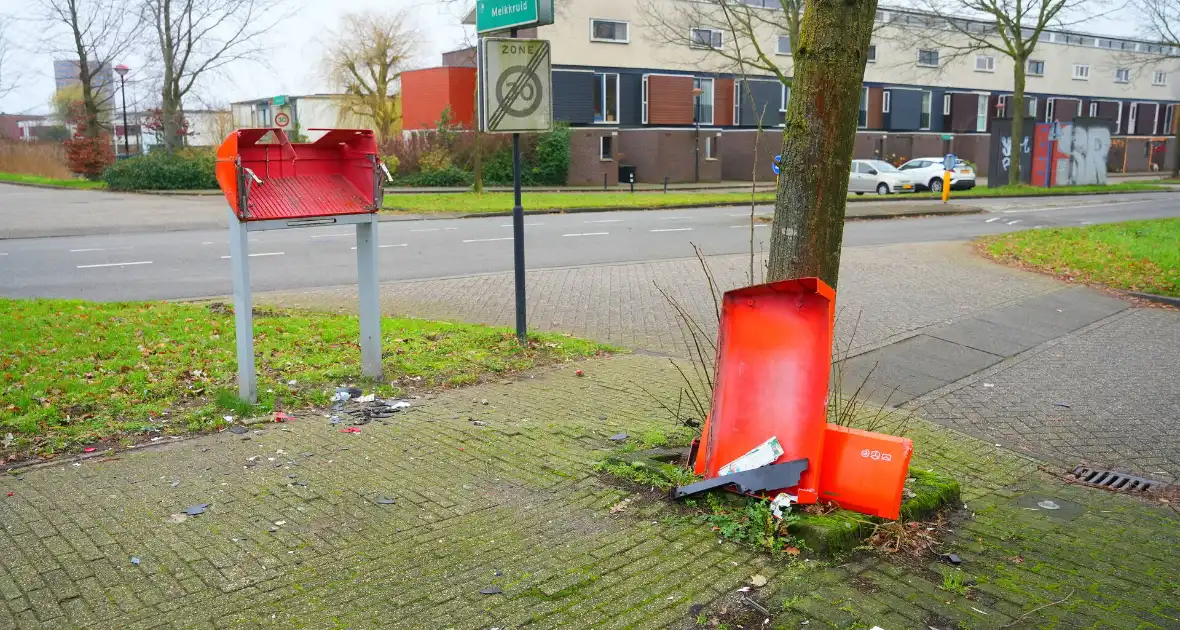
{"left": 2, "top": 193, "right": 1178, "bottom": 302}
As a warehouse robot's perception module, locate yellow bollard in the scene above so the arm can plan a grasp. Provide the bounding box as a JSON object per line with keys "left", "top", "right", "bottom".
{"left": 941, "top": 171, "right": 951, "bottom": 203}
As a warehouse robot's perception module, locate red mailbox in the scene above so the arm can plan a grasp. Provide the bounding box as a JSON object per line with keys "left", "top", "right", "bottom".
{"left": 215, "top": 128, "right": 383, "bottom": 221}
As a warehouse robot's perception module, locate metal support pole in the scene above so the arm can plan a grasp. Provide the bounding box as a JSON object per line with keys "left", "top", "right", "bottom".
{"left": 227, "top": 209, "right": 256, "bottom": 403}
{"left": 603, "top": 172, "right": 607, "bottom": 191}
{"left": 512, "top": 131, "right": 527, "bottom": 345}
{"left": 356, "top": 214, "right": 382, "bottom": 379}
{"left": 509, "top": 25, "right": 527, "bottom": 346}
{"left": 119, "top": 77, "right": 130, "bottom": 158}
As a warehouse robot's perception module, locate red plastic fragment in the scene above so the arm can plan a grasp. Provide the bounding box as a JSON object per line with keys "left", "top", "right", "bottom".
{"left": 340, "top": 427, "right": 362, "bottom": 434}
{"left": 83, "top": 447, "right": 97, "bottom": 453}
{"left": 274, "top": 412, "right": 294, "bottom": 423}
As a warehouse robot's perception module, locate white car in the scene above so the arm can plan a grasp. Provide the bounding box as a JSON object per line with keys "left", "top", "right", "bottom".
{"left": 898, "top": 157, "right": 977, "bottom": 193}
{"left": 848, "top": 160, "right": 917, "bottom": 195}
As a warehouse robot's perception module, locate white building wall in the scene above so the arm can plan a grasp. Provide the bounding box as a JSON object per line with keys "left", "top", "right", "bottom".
{"left": 536, "top": 0, "right": 1179, "bottom": 102}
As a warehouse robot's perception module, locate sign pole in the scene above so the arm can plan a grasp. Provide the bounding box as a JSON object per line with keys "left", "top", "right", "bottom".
{"left": 227, "top": 209, "right": 257, "bottom": 403}
{"left": 355, "top": 213, "right": 383, "bottom": 379}
{"left": 510, "top": 26, "right": 528, "bottom": 346}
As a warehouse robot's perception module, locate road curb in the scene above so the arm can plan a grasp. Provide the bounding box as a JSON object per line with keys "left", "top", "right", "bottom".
{"left": 1124, "top": 291, "right": 1180, "bottom": 307}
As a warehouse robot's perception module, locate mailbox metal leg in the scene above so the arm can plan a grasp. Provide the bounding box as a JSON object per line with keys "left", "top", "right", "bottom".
{"left": 228, "top": 210, "right": 257, "bottom": 403}
{"left": 356, "top": 215, "right": 382, "bottom": 380}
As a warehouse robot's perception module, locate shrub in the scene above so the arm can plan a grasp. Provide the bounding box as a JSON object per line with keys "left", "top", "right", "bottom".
{"left": 529, "top": 124, "right": 570, "bottom": 186}
{"left": 419, "top": 147, "right": 453, "bottom": 172}
{"left": 102, "top": 149, "right": 217, "bottom": 191}
{"left": 390, "top": 166, "right": 472, "bottom": 188}
{"left": 61, "top": 100, "right": 116, "bottom": 179}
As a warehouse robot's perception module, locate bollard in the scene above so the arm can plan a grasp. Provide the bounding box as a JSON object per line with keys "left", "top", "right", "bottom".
{"left": 603, "top": 172, "right": 608, "bottom": 191}
{"left": 630, "top": 174, "right": 635, "bottom": 193}
{"left": 664, "top": 175, "right": 669, "bottom": 193}
{"left": 942, "top": 171, "right": 951, "bottom": 203}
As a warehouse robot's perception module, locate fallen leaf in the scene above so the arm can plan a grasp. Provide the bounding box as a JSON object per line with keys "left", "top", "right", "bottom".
{"left": 785, "top": 547, "right": 801, "bottom": 556}
{"left": 750, "top": 574, "right": 768, "bottom": 587}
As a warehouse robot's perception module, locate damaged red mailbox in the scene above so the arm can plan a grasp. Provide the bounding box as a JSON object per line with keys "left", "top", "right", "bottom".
{"left": 680, "top": 277, "right": 913, "bottom": 520}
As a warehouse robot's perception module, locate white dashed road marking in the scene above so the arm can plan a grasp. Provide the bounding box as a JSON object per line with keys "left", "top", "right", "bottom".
{"left": 650, "top": 228, "right": 693, "bottom": 233}
{"left": 411, "top": 228, "right": 439, "bottom": 232}
{"left": 562, "top": 232, "right": 609, "bottom": 237}
{"left": 77, "top": 261, "right": 153, "bottom": 269}
{"left": 220, "top": 252, "right": 285, "bottom": 259}
{"left": 351, "top": 244, "right": 409, "bottom": 250}
{"left": 310, "top": 233, "right": 352, "bottom": 239}
{"left": 500, "top": 223, "right": 543, "bottom": 227}
{"left": 1007, "top": 220, "right": 1022, "bottom": 225}
{"left": 463, "top": 237, "right": 514, "bottom": 243}
{"left": 70, "top": 247, "right": 133, "bottom": 253}
{"left": 985, "top": 217, "right": 1002, "bottom": 223}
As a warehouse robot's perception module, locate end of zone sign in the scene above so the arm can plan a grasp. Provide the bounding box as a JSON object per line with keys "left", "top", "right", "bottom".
{"left": 479, "top": 38, "right": 553, "bottom": 134}
{"left": 477, "top": 0, "right": 554, "bottom": 34}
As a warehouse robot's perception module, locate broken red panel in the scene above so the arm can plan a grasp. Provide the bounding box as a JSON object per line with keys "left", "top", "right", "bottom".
{"left": 694, "top": 277, "right": 836, "bottom": 504}
{"left": 215, "top": 128, "right": 381, "bottom": 221}
{"left": 818, "top": 424, "right": 913, "bottom": 520}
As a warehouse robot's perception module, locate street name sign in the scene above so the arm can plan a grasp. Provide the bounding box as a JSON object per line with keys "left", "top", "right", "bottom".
{"left": 479, "top": 38, "right": 553, "bottom": 134}
{"left": 476, "top": 0, "right": 555, "bottom": 34}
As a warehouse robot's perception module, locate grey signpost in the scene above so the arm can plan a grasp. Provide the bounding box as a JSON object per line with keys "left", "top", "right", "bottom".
{"left": 478, "top": 25, "right": 553, "bottom": 345}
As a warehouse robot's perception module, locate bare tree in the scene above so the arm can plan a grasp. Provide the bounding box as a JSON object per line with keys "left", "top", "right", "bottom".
{"left": 0, "top": 19, "right": 14, "bottom": 98}
{"left": 641, "top": 0, "right": 803, "bottom": 82}
{"left": 323, "top": 9, "right": 418, "bottom": 141}
{"left": 37, "top": 0, "right": 138, "bottom": 136}
{"left": 140, "top": 0, "right": 288, "bottom": 151}
{"left": 889, "top": 0, "right": 1107, "bottom": 185}
{"left": 1133, "top": 0, "right": 1180, "bottom": 176}
{"left": 769, "top": 0, "right": 878, "bottom": 288}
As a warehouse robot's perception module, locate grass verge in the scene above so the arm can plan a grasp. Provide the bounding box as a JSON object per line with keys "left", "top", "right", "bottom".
{"left": 0, "top": 298, "right": 608, "bottom": 460}
{"left": 0, "top": 172, "right": 107, "bottom": 190}
{"left": 382, "top": 182, "right": 1168, "bottom": 214}
{"left": 979, "top": 218, "right": 1179, "bottom": 297}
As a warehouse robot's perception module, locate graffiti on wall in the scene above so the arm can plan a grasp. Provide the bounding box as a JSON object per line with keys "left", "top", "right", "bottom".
{"left": 1055, "top": 123, "right": 1112, "bottom": 186}
{"left": 1001, "top": 135, "right": 1031, "bottom": 173}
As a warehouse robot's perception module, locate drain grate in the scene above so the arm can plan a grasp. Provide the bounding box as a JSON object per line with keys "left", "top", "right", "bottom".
{"left": 1071, "top": 466, "right": 1161, "bottom": 492}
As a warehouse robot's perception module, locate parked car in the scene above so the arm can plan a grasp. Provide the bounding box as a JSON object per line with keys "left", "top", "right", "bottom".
{"left": 898, "top": 157, "right": 977, "bottom": 192}
{"left": 848, "top": 159, "right": 917, "bottom": 195}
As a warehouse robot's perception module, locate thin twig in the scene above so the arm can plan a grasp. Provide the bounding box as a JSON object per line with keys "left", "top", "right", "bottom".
{"left": 1000, "top": 590, "right": 1075, "bottom": 629}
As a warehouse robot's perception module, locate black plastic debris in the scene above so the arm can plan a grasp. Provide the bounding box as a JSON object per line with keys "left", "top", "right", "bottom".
{"left": 1053, "top": 403, "right": 1072, "bottom": 409}
{"left": 229, "top": 425, "right": 248, "bottom": 435}
{"left": 672, "top": 459, "right": 809, "bottom": 500}
{"left": 346, "top": 386, "right": 363, "bottom": 398}
{"left": 375, "top": 496, "right": 396, "bottom": 505}
{"left": 608, "top": 433, "right": 628, "bottom": 441}
{"left": 480, "top": 587, "right": 503, "bottom": 595}
{"left": 493, "top": 570, "right": 503, "bottom": 577}
{"left": 942, "top": 553, "right": 962, "bottom": 566}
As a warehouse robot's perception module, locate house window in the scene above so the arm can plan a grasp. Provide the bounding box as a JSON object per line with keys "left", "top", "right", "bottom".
{"left": 975, "top": 55, "right": 995, "bottom": 72}
{"left": 1089, "top": 102, "right": 1098, "bottom": 116}
{"left": 976, "top": 94, "right": 987, "bottom": 131}
{"left": 641, "top": 76, "right": 649, "bottom": 124}
{"left": 867, "top": 44, "right": 877, "bottom": 62}
{"left": 1129, "top": 103, "right": 1138, "bottom": 134}
{"left": 858, "top": 86, "right": 868, "bottom": 128}
{"left": 777, "top": 35, "right": 791, "bottom": 56}
{"left": 1115, "top": 68, "right": 1131, "bottom": 83}
{"left": 593, "top": 73, "right": 619, "bottom": 123}
{"left": 1046, "top": 98, "right": 1055, "bottom": 122}
{"left": 1072, "top": 64, "right": 1090, "bottom": 80}
{"left": 1027, "top": 60, "right": 1044, "bottom": 76}
{"left": 693, "top": 77, "right": 714, "bottom": 125}
{"left": 997, "top": 95, "right": 1007, "bottom": 117}
{"left": 883, "top": 90, "right": 891, "bottom": 113}
{"left": 734, "top": 83, "right": 742, "bottom": 126}
{"left": 1027, "top": 96, "right": 1037, "bottom": 117}
{"left": 600, "top": 136, "right": 613, "bottom": 160}
{"left": 690, "top": 28, "right": 722, "bottom": 49}
{"left": 590, "top": 19, "right": 629, "bottom": 43}
{"left": 705, "top": 135, "right": 718, "bottom": 160}
{"left": 780, "top": 83, "right": 790, "bottom": 113}
{"left": 1165, "top": 104, "right": 1175, "bottom": 134}
{"left": 917, "top": 49, "right": 939, "bottom": 67}
{"left": 943, "top": 93, "right": 951, "bottom": 115}
{"left": 1153, "top": 103, "right": 1161, "bottom": 134}
{"left": 920, "top": 90, "right": 931, "bottom": 130}
{"left": 1154, "top": 71, "right": 1168, "bottom": 86}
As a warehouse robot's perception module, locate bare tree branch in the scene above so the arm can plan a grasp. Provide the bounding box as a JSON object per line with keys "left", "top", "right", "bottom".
{"left": 140, "top": 0, "right": 292, "bottom": 151}
{"left": 321, "top": 9, "right": 418, "bottom": 141}
{"left": 0, "top": 19, "right": 16, "bottom": 99}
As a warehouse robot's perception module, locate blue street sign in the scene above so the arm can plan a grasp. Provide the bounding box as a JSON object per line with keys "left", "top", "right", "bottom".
{"left": 772, "top": 154, "right": 782, "bottom": 176}
{"left": 943, "top": 153, "right": 956, "bottom": 171}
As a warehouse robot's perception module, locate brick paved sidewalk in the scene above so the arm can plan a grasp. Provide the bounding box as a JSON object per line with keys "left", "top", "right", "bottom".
{"left": 1, "top": 356, "right": 1176, "bottom": 629}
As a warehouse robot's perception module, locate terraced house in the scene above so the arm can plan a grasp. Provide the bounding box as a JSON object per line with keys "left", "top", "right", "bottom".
{"left": 400, "top": 0, "right": 1180, "bottom": 184}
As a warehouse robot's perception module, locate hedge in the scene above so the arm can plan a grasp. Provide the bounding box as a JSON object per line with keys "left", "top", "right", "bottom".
{"left": 103, "top": 150, "right": 217, "bottom": 191}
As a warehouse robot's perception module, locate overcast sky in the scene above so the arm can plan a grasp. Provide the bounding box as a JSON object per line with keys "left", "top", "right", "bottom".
{"left": 0, "top": 0, "right": 1148, "bottom": 116}
{"left": 0, "top": 0, "right": 473, "bottom": 115}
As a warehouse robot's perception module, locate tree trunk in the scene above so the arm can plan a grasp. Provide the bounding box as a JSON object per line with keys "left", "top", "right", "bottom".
{"left": 767, "top": 0, "right": 877, "bottom": 289}
{"left": 1009, "top": 62, "right": 1027, "bottom": 186}
{"left": 473, "top": 130, "right": 484, "bottom": 193}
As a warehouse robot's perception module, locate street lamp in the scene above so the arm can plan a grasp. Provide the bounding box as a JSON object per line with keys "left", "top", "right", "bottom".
{"left": 114, "top": 64, "right": 130, "bottom": 158}
{"left": 692, "top": 87, "right": 704, "bottom": 183}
